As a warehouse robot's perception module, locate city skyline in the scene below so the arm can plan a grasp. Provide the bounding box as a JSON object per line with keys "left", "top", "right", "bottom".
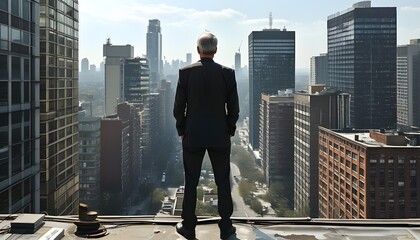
{"left": 80, "top": 0, "right": 420, "bottom": 69}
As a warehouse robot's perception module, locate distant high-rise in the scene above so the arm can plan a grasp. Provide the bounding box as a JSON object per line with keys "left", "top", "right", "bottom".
{"left": 0, "top": 0, "right": 40, "bottom": 213}
{"left": 248, "top": 29, "right": 295, "bottom": 150}
{"left": 235, "top": 51, "right": 241, "bottom": 78}
{"left": 294, "top": 85, "right": 350, "bottom": 217}
{"left": 310, "top": 54, "right": 328, "bottom": 85}
{"left": 146, "top": 19, "right": 162, "bottom": 90}
{"left": 122, "top": 58, "right": 150, "bottom": 104}
{"left": 319, "top": 128, "right": 420, "bottom": 219}
{"left": 39, "top": 0, "right": 80, "bottom": 215}
{"left": 186, "top": 53, "right": 192, "bottom": 65}
{"left": 81, "top": 58, "right": 89, "bottom": 73}
{"left": 327, "top": 1, "right": 397, "bottom": 129}
{"left": 259, "top": 91, "right": 294, "bottom": 195}
{"left": 397, "top": 39, "right": 420, "bottom": 131}
{"left": 103, "top": 41, "right": 134, "bottom": 116}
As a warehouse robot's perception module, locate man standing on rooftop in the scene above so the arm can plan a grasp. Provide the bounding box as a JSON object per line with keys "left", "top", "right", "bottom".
{"left": 173, "top": 32, "right": 239, "bottom": 240}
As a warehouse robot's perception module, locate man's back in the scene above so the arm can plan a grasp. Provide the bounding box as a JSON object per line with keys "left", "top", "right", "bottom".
{"left": 174, "top": 58, "right": 239, "bottom": 147}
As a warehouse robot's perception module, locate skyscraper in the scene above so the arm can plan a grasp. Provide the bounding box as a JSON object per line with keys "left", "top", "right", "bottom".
{"left": 310, "top": 54, "right": 328, "bottom": 85}
{"left": 81, "top": 58, "right": 89, "bottom": 73}
{"left": 248, "top": 29, "right": 295, "bottom": 150}
{"left": 146, "top": 19, "right": 162, "bottom": 90}
{"left": 0, "top": 0, "right": 40, "bottom": 213}
{"left": 39, "top": 0, "right": 80, "bottom": 215}
{"left": 103, "top": 41, "right": 134, "bottom": 116}
{"left": 397, "top": 39, "right": 420, "bottom": 131}
{"left": 327, "top": 1, "right": 396, "bottom": 129}
{"left": 186, "top": 53, "right": 192, "bottom": 66}
{"left": 235, "top": 51, "right": 241, "bottom": 79}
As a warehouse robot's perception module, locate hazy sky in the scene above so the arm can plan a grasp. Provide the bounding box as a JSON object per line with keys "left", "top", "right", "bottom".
{"left": 80, "top": 0, "right": 420, "bottom": 70}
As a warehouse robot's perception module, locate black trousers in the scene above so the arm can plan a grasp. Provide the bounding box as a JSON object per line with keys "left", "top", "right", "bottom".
{"left": 181, "top": 144, "right": 233, "bottom": 231}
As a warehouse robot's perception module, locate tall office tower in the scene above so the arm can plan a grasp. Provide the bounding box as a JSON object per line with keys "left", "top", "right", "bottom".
{"left": 78, "top": 113, "right": 101, "bottom": 210}
{"left": 259, "top": 91, "right": 294, "bottom": 198}
{"left": 294, "top": 85, "right": 350, "bottom": 217}
{"left": 310, "top": 54, "right": 328, "bottom": 85}
{"left": 0, "top": 0, "right": 40, "bottom": 213}
{"left": 146, "top": 19, "right": 162, "bottom": 90}
{"left": 397, "top": 39, "right": 420, "bottom": 131}
{"left": 103, "top": 41, "right": 134, "bottom": 116}
{"left": 248, "top": 29, "right": 295, "bottom": 150}
{"left": 81, "top": 57, "right": 89, "bottom": 73}
{"left": 327, "top": 1, "right": 396, "bottom": 129}
{"left": 122, "top": 58, "right": 150, "bottom": 178}
{"left": 319, "top": 128, "right": 420, "bottom": 219}
{"left": 100, "top": 104, "right": 130, "bottom": 214}
{"left": 122, "top": 58, "right": 150, "bottom": 104}
{"left": 159, "top": 80, "right": 174, "bottom": 141}
{"left": 186, "top": 53, "right": 192, "bottom": 65}
{"left": 235, "top": 51, "right": 241, "bottom": 79}
{"left": 39, "top": 0, "right": 79, "bottom": 215}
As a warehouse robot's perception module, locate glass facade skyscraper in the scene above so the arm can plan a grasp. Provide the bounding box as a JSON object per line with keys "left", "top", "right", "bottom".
{"left": 146, "top": 19, "right": 162, "bottom": 91}
{"left": 248, "top": 29, "right": 295, "bottom": 150}
{"left": 0, "top": 0, "right": 40, "bottom": 214}
{"left": 327, "top": 2, "right": 396, "bottom": 129}
{"left": 39, "top": 0, "right": 79, "bottom": 215}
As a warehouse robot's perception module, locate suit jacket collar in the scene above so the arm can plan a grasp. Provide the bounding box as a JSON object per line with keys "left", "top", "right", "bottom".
{"left": 200, "top": 58, "right": 214, "bottom": 63}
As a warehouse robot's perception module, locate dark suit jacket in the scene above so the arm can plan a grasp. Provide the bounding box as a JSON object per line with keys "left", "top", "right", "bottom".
{"left": 173, "top": 58, "right": 239, "bottom": 147}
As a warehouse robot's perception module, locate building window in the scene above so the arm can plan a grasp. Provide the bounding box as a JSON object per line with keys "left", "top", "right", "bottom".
{"left": 0, "top": 82, "right": 7, "bottom": 106}
{"left": 11, "top": 57, "right": 20, "bottom": 80}
{"left": 0, "top": 0, "right": 8, "bottom": 12}
{"left": 11, "top": 0, "right": 19, "bottom": 16}
{"left": 12, "top": 82, "right": 20, "bottom": 104}
{"left": 0, "top": 54, "right": 7, "bottom": 80}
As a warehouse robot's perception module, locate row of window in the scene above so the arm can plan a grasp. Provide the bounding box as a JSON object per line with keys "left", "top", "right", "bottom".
{"left": 0, "top": 55, "right": 31, "bottom": 81}
{"left": 0, "top": 0, "right": 31, "bottom": 21}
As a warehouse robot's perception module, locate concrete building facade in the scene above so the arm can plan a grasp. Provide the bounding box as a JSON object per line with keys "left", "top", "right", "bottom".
{"left": 103, "top": 41, "right": 134, "bottom": 116}
{"left": 397, "top": 39, "right": 420, "bottom": 131}
{"left": 310, "top": 54, "right": 328, "bottom": 86}
{"left": 39, "top": 0, "right": 80, "bottom": 215}
{"left": 294, "top": 85, "right": 350, "bottom": 217}
{"left": 259, "top": 92, "right": 294, "bottom": 200}
{"left": 78, "top": 114, "right": 101, "bottom": 210}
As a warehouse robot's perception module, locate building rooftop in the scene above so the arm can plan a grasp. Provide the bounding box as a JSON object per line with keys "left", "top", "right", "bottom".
{"left": 329, "top": 129, "right": 420, "bottom": 148}
{"left": 2, "top": 214, "right": 420, "bottom": 239}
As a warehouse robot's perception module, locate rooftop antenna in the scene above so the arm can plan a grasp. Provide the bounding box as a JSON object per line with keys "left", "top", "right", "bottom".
{"left": 269, "top": 12, "right": 273, "bottom": 29}
{"left": 238, "top": 40, "right": 242, "bottom": 53}
{"left": 106, "top": 36, "right": 111, "bottom": 45}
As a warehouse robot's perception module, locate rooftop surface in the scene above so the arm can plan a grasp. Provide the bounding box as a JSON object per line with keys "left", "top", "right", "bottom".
{"left": 2, "top": 214, "right": 420, "bottom": 239}
{"left": 335, "top": 131, "right": 420, "bottom": 148}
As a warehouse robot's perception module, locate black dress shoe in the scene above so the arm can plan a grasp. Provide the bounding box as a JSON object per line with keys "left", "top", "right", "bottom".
{"left": 220, "top": 226, "right": 236, "bottom": 240}
{"left": 176, "top": 222, "right": 196, "bottom": 239}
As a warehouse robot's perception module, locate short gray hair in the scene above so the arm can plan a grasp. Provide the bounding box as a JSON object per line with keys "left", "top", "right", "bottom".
{"left": 197, "top": 32, "right": 218, "bottom": 54}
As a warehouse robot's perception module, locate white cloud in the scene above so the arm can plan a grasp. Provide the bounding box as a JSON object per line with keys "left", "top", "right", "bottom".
{"left": 80, "top": 1, "right": 245, "bottom": 26}
{"left": 240, "top": 18, "right": 289, "bottom": 27}
{"left": 401, "top": 6, "right": 420, "bottom": 12}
